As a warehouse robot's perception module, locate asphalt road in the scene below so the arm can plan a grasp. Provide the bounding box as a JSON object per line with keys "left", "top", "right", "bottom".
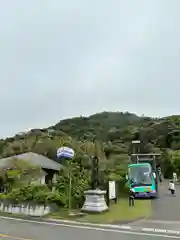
{"left": 131, "top": 180, "right": 180, "bottom": 230}
{"left": 0, "top": 217, "right": 178, "bottom": 240}
{"left": 149, "top": 180, "right": 180, "bottom": 221}
{"left": 0, "top": 180, "right": 179, "bottom": 239}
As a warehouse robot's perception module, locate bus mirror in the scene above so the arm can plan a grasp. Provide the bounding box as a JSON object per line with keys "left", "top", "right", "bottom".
{"left": 152, "top": 172, "right": 156, "bottom": 179}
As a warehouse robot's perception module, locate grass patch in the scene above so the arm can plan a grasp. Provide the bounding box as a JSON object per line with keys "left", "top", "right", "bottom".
{"left": 49, "top": 198, "right": 152, "bottom": 224}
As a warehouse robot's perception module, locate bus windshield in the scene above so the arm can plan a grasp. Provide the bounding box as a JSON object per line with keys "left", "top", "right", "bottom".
{"left": 128, "top": 165, "right": 152, "bottom": 186}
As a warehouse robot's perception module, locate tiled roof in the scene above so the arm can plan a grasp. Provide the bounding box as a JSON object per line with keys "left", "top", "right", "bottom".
{"left": 0, "top": 152, "right": 62, "bottom": 171}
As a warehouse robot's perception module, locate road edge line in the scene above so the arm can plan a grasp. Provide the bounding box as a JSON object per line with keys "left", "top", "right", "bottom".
{"left": 0, "top": 215, "right": 180, "bottom": 235}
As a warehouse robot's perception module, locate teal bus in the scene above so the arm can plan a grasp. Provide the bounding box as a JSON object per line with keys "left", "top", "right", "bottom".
{"left": 127, "top": 163, "right": 157, "bottom": 198}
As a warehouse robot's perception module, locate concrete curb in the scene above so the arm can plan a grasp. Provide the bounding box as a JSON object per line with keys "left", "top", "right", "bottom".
{"left": 47, "top": 218, "right": 180, "bottom": 235}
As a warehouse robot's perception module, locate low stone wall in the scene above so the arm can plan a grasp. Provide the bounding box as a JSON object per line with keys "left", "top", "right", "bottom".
{"left": 0, "top": 200, "right": 57, "bottom": 217}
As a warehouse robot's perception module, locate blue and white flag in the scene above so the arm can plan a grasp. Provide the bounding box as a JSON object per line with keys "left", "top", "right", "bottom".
{"left": 57, "top": 147, "right": 75, "bottom": 159}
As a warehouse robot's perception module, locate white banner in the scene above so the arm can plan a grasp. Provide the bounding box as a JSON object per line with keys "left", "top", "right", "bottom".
{"left": 109, "top": 181, "right": 116, "bottom": 199}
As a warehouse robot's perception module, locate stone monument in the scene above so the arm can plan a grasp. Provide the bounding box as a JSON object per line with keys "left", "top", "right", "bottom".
{"left": 81, "top": 189, "right": 108, "bottom": 213}
{"left": 81, "top": 155, "right": 108, "bottom": 213}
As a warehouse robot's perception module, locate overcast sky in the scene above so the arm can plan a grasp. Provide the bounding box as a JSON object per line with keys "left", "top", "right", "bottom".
{"left": 0, "top": 0, "right": 180, "bottom": 138}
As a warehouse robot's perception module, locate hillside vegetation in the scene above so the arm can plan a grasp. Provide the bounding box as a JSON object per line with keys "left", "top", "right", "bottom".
{"left": 0, "top": 111, "right": 179, "bottom": 207}
{"left": 0, "top": 112, "right": 179, "bottom": 174}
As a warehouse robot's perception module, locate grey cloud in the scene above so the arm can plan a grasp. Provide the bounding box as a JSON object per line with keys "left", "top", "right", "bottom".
{"left": 0, "top": 0, "right": 180, "bottom": 137}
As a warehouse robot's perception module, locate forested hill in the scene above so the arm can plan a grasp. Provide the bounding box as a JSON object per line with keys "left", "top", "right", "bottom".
{"left": 0, "top": 111, "right": 180, "bottom": 178}
{"left": 53, "top": 112, "right": 149, "bottom": 141}
{"left": 52, "top": 112, "right": 179, "bottom": 148}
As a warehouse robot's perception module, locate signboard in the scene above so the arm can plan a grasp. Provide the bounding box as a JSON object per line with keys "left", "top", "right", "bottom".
{"left": 57, "top": 147, "right": 75, "bottom": 159}
{"left": 108, "top": 181, "right": 116, "bottom": 199}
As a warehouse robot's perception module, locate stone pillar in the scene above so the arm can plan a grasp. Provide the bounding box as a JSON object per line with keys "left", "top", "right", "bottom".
{"left": 81, "top": 189, "right": 108, "bottom": 213}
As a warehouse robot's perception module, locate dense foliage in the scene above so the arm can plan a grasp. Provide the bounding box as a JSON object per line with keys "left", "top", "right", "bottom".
{"left": 0, "top": 111, "right": 180, "bottom": 207}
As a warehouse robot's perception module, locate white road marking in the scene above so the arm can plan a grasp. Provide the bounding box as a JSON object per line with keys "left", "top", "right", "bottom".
{"left": 140, "top": 220, "right": 180, "bottom": 224}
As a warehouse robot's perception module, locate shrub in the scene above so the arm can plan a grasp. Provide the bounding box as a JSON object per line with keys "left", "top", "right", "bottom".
{"left": 1, "top": 185, "right": 66, "bottom": 206}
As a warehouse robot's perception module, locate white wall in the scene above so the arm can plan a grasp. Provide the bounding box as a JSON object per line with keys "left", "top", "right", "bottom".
{"left": 0, "top": 202, "right": 52, "bottom": 216}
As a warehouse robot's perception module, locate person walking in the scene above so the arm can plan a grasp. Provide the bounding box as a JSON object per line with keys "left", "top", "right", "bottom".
{"left": 129, "top": 188, "right": 135, "bottom": 207}
{"left": 173, "top": 172, "right": 177, "bottom": 182}
{"left": 169, "top": 180, "right": 176, "bottom": 195}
